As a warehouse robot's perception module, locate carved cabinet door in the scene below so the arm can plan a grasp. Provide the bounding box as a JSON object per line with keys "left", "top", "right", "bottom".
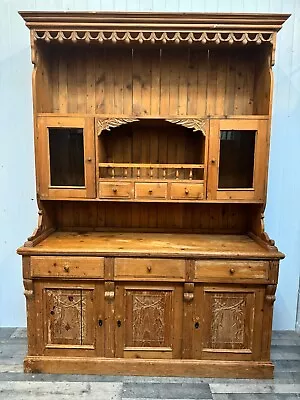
{"left": 193, "top": 285, "right": 264, "bottom": 361}
{"left": 115, "top": 284, "right": 183, "bottom": 359}
{"left": 35, "top": 281, "right": 104, "bottom": 357}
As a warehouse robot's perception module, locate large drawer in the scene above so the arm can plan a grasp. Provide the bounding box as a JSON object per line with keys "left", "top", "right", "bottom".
{"left": 115, "top": 258, "right": 185, "bottom": 280}
{"left": 31, "top": 256, "right": 105, "bottom": 278}
{"left": 195, "top": 260, "right": 269, "bottom": 281}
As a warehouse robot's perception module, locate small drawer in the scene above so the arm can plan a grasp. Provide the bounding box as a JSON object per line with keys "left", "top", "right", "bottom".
{"left": 195, "top": 260, "right": 269, "bottom": 281}
{"left": 31, "top": 256, "right": 104, "bottom": 278}
{"left": 135, "top": 182, "right": 167, "bottom": 199}
{"left": 115, "top": 258, "right": 185, "bottom": 280}
{"left": 99, "top": 181, "right": 133, "bottom": 199}
{"left": 170, "top": 183, "right": 204, "bottom": 200}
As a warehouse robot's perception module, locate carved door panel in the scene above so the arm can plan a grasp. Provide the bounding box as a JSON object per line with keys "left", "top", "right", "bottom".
{"left": 207, "top": 119, "right": 268, "bottom": 201}
{"left": 115, "top": 284, "right": 183, "bottom": 359}
{"left": 35, "top": 281, "right": 104, "bottom": 357}
{"left": 193, "top": 285, "right": 264, "bottom": 361}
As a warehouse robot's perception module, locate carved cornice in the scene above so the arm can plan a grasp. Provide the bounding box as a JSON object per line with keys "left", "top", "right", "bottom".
{"left": 97, "top": 118, "right": 139, "bottom": 135}
{"left": 19, "top": 12, "right": 289, "bottom": 48}
{"left": 32, "top": 30, "right": 276, "bottom": 46}
{"left": 166, "top": 118, "right": 206, "bottom": 135}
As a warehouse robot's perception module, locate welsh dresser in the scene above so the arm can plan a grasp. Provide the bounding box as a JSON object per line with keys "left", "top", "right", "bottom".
{"left": 18, "top": 11, "right": 289, "bottom": 378}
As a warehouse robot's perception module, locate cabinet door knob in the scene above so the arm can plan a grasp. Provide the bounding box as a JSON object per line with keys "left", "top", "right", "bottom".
{"left": 229, "top": 268, "right": 235, "bottom": 275}
{"left": 117, "top": 320, "right": 121, "bottom": 328}
{"left": 86, "top": 157, "right": 92, "bottom": 162}
{"left": 147, "top": 265, "right": 152, "bottom": 272}
{"left": 64, "top": 266, "right": 70, "bottom": 273}
{"left": 211, "top": 158, "right": 216, "bottom": 164}
{"left": 112, "top": 187, "right": 118, "bottom": 193}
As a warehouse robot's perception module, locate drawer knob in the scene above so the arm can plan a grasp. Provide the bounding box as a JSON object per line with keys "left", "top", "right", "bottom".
{"left": 229, "top": 268, "right": 235, "bottom": 275}
{"left": 147, "top": 265, "right": 152, "bottom": 272}
{"left": 148, "top": 189, "right": 153, "bottom": 194}
{"left": 64, "top": 266, "right": 70, "bottom": 273}
{"left": 112, "top": 187, "right": 118, "bottom": 193}
{"left": 185, "top": 189, "right": 189, "bottom": 195}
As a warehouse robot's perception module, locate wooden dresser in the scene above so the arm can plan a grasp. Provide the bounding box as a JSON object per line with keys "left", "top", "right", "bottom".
{"left": 18, "top": 11, "right": 289, "bottom": 378}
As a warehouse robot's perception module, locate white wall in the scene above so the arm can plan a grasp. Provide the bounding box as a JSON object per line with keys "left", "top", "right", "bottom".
{"left": 1, "top": 0, "right": 299, "bottom": 329}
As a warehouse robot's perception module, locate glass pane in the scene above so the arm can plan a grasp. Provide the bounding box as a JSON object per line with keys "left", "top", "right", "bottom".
{"left": 218, "top": 130, "right": 255, "bottom": 189}
{"left": 49, "top": 128, "right": 85, "bottom": 187}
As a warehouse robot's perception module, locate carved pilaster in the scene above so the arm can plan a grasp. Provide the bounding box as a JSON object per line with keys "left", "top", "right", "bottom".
{"left": 184, "top": 283, "right": 194, "bottom": 302}
{"left": 265, "top": 284, "right": 276, "bottom": 305}
{"left": 104, "top": 281, "right": 115, "bottom": 301}
{"left": 23, "top": 279, "right": 34, "bottom": 299}
{"left": 261, "top": 284, "right": 277, "bottom": 361}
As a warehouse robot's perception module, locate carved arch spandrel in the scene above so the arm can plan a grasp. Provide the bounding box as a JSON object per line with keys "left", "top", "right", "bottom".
{"left": 96, "top": 117, "right": 206, "bottom": 136}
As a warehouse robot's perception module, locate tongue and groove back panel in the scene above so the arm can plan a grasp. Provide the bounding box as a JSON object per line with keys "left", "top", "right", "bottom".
{"left": 36, "top": 45, "right": 270, "bottom": 116}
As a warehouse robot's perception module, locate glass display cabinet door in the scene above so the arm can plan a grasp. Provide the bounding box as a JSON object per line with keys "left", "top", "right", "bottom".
{"left": 207, "top": 119, "right": 268, "bottom": 201}
{"left": 37, "top": 116, "right": 95, "bottom": 199}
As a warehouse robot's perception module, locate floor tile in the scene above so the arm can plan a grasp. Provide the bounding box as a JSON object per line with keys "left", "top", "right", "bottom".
{"left": 210, "top": 383, "right": 300, "bottom": 394}
{"left": 9, "top": 328, "right": 27, "bottom": 339}
{"left": 0, "top": 329, "right": 16, "bottom": 341}
{"left": 0, "top": 381, "right": 122, "bottom": 399}
{"left": 122, "top": 382, "right": 212, "bottom": 399}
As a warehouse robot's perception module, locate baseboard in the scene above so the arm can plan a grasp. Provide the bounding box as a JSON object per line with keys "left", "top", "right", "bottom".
{"left": 24, "top": 356, "right": 274, "bottom": 379}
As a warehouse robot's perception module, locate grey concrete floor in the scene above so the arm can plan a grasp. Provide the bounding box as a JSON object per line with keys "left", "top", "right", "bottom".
{"left": 0, "top": 328, "right": 299, "bottom": 399}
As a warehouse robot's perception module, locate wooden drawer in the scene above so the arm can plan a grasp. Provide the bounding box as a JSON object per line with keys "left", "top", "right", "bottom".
{"left": 31, "top": 256, "right": 104, "bottom": 278}
{"left": 115, "top": 258, "right": 185, "bottom": 280}
{"left": 135, "top": 182, "right": 167, "bottom": 199}
{"left": 170, "top": 183, "right": 204, "bottom": 200}
{"left": 99, "top": 181, "right": 133, "bottom": 198}
{"left": 195, "top": 260, "right": 269, "bottom": 281}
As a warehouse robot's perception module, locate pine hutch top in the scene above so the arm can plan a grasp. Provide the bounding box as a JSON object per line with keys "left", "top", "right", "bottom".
{"left": 17, "top": 11, "right": 289, "bottom": 378}
{"left": 17, "top": 11, "right": 289, "bottom": 256}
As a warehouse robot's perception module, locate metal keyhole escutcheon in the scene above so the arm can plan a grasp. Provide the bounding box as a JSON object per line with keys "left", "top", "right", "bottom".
{"left": 195, "top": 321, "right": 199, "bottom": 329}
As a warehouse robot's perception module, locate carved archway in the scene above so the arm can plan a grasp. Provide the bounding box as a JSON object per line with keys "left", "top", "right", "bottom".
{"left": 96, "top": 117, "right": 206, "bottom": 136}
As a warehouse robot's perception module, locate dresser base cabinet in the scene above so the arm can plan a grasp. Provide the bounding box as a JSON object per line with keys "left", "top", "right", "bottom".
{"left": 19, "top": 234, "right": 281, "bottom": 378}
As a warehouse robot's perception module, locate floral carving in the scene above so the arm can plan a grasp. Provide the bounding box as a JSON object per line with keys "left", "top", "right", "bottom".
{"left": 97, "top": 118, "right": 139, "bottom": 135}
{"left": 166, "top": 118, "right": 206, "bottom": 135}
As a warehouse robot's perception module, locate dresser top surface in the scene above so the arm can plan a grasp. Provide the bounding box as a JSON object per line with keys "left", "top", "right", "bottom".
{"left": 18, "top": 232, "right": 283, "bottom": 259}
